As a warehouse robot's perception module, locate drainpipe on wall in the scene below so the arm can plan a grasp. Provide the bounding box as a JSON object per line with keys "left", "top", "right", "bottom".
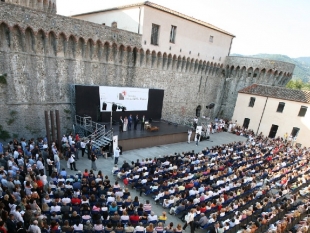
{"left": 138, "top": 7, "right": 141, "bottom": 34}
{"left": 256, "top": 97, "right": 268, "bottom": 135}
{"left": 228, "top": 37, "right": 234, "bottom": 56}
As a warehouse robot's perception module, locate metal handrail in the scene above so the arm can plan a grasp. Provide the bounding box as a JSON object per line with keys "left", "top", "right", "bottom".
{"left": 75, "top": 115, "right": 113, "bottom": 147}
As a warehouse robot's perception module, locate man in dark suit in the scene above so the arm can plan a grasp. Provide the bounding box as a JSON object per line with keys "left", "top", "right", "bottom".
{"left": 134, "top": 115, "right": 139, "bottom": 130}
{"left": 128, "top": 114, "right": 133, "bottom": 130}
{"left": 119, "top": 116, "right": 124, "bottom": 132}
{"left": 209, "top": 222, "right": 219, "bottom": 233}
{"left": 141, "top": 115, "right": 146, "bottom": 130}
{"left": 6, "top": 214, "right": 16, "bottom": 233}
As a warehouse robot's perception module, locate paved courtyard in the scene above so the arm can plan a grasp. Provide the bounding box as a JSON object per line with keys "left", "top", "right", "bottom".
{"left": 60, "top": 132, "right": 247, "bottom": 231}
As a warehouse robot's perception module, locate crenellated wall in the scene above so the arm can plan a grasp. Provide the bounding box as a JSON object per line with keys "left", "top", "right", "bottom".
{"left": 217, "top": 56, "right": 295, "bottom": 118}
{"left": 4, "top": 0, "right": 57, "bottom": 14}
{"left": 0, "top": 2, "right": 295, "bottom": 139}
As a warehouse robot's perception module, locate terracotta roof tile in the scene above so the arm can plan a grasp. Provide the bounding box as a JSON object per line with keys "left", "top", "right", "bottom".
{"left": 239, "top": 84, "right": 310, "bottom": 104}
{"left": 72, "top": 1, "right": 235, "bottom": 37}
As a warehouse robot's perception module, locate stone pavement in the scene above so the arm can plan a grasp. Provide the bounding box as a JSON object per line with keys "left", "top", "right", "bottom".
{"left": 59, "top": 132, "right": 247, "bottom": 232}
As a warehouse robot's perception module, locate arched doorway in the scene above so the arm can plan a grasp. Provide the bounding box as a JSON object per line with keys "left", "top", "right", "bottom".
{"left": 196, "top": 105, "right": 201, "bottom": 117}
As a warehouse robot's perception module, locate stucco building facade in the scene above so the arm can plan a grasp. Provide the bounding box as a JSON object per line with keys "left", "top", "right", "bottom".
{"left": 72, "top": 1, "right": 235, "bottom": 61}
{"left": 232, "top": 84, "right": 310, "bottom": 147}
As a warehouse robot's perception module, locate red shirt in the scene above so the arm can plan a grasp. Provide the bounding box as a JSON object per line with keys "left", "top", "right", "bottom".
{"left": 130, "top": 215, "right": 140, "bottom": 222}
{"left": 185, "top": 183, "right": 194, "bottom": 189}
{"left": 71, "top": 197, "right": 81, "bottom": 205}
{"left": 0, "top": 226, "right": 7, "bottom": 233}
{"left": 36, "top": 180, "right": 44, "bottom": 188}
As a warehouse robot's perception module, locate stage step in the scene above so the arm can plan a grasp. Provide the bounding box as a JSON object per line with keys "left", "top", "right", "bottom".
{"left": 74, "top": 115, "right": 112, "bottom": 148}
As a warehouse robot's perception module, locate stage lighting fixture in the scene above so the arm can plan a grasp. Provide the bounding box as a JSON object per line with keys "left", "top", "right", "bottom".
{"left": 118, "top": 105, "right": 121, "bottom": 110}
{"left": 112, "top": 104, "right": 117, "bottom": 112}
{"left": 102, "top": 102, "right": 107, "bottom": 111}
{"left": 122, "top": 107, "right": 126, "bottom": 112}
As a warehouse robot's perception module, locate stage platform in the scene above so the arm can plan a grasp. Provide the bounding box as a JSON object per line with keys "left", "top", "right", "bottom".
{"left": 111, "top": 121, "right": 190, "bottom": 151}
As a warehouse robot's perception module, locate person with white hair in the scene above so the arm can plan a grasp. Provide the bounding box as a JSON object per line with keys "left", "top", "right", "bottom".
{"left": 28, "top": 220, "right": 41, "bottom": 233}
{"left": 147, "top": 211, "right": 158, "bottom": 222}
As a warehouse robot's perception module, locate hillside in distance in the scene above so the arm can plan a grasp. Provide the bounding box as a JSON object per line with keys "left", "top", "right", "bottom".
{"left": 231, "top": 54, "right": 310, "bottom": 83}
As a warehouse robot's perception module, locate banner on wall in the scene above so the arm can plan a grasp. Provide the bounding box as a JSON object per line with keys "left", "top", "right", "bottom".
{"left": 99, "top": 86, "right": 149, "bottom": 112}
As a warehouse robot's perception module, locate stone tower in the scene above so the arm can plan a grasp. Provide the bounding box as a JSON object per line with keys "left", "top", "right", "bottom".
{"left": 3, "top": 0, "right": 56, "bottom": 14}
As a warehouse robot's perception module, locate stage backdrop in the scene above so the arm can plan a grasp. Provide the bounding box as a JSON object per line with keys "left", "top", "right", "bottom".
{"left": 75, "top": 85, "right": 164, "bottom": 123}
{"left": 99, "top": 86, "right": 149, "bottom": 112}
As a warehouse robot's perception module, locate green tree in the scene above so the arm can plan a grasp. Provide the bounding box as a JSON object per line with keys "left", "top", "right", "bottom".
{"left": 286, "top": 79, "right": 310, "bottom": 91}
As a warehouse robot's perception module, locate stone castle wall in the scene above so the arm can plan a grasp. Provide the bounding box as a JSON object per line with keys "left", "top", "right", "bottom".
{"left": 4, "top": 0, "right": 57, "bottom": 14}
{"left": 0, "top": 2, "right": 295, "bottom": 139}
{"left": 218, "top": 56, "right": 294, "bottom": 118}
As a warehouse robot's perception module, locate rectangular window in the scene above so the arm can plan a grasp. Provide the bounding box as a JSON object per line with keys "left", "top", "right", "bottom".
{"left": 291, "top": 127, "right": 300, "bottom": 137}
{"left": 298, "top": 106, "right": 307, "bottom": 117}
{"left": 243, "top": 118, "right": 250, "bottom": 129}
{"left": 276, "top": 102, "right": 285, "bottom": 113}
{"left": 151, "top": 24, "right": 160, "bottom": 45}
{"left": 169, "top": 25, "right": 177, "bottom": 43}
{"left": 248, "top": 97, "right": 256, "bottom": 107}
{"left": 209, "top": 36, "right": 213, "bottom": 43}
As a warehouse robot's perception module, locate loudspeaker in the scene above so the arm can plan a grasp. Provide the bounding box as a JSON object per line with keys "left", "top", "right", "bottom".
{"left": 112, "top": 104, "right": 117, "bottom": 112}
{"left": 102, "top": 102, "right": 107, "bottom": 111}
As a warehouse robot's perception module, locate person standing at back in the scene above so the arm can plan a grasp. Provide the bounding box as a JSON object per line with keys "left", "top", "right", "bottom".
{"left": 114, "top": 147, "right": 120, "bottom": 164}
{"left": 141, "top": 115, "right": 146, "bottom": 130}
{"left": 91, "top": 153, "right": 97, "bottom": 171}
{"left": 119, "top": 116, "right": 124, "bottom": 133}
{"left": 128, "top": 114, "right": 133, "bottom": 130}
{"left": 80, "top": 139, "right": 86, "bottom": 158}
{"left": 134, "top": 115, "right": 139, "bottom": 130}
{"left": 187, "top": 129, "right": 192, "bottom": 144}
{"left": 86, "top": 140, "right": 92, "bottom": 160}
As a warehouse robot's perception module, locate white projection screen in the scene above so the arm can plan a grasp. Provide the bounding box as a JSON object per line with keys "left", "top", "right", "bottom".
{"left": 99, "top": 86, "right": 149, "bottom": 112}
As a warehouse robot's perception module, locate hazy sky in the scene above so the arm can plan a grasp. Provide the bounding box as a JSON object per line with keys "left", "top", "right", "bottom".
{"left": 56, "top": 0, "right": 310, "bottom": 58}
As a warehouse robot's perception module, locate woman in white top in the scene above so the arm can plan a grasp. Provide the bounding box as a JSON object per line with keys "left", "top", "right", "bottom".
{"left": 73, "top": 223, "right": 83, "bottom": 231}
{"left": 120, "top": 211, "right": 130, "bottom": 221}
{"left": 93, "top": 220, "right": 104, "bottom": 231}
{"left": 183, "top": 208, "right": 195, "bottom": 231}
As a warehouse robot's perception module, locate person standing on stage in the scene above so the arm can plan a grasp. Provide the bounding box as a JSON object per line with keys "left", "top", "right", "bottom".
{"left": 128, "top": 114, "right": 133, "bottom": 130}
{"left": 141, "top": 115, "right": 146, "bottom": 130}
{"left": 134, "top": 115, "right": 139, "bottom": 130}
{"left": 119, "top": 116, "right": 124, "bottom": 133}
{"left": 114, "top": 147, "right": 121, "bottom": 164}
{"left": 187, "top": 129, "right": 192, "bottom": 143}
{"left": 123, "top": 116, "right": 128, "bottom": 132}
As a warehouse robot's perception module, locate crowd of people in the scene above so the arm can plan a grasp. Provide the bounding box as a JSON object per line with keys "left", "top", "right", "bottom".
{"left": 116, "top": 132, "right": 310, "bottom": 233}
{"left": 0, "top": 123, "right": 308, "bottom": 233}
